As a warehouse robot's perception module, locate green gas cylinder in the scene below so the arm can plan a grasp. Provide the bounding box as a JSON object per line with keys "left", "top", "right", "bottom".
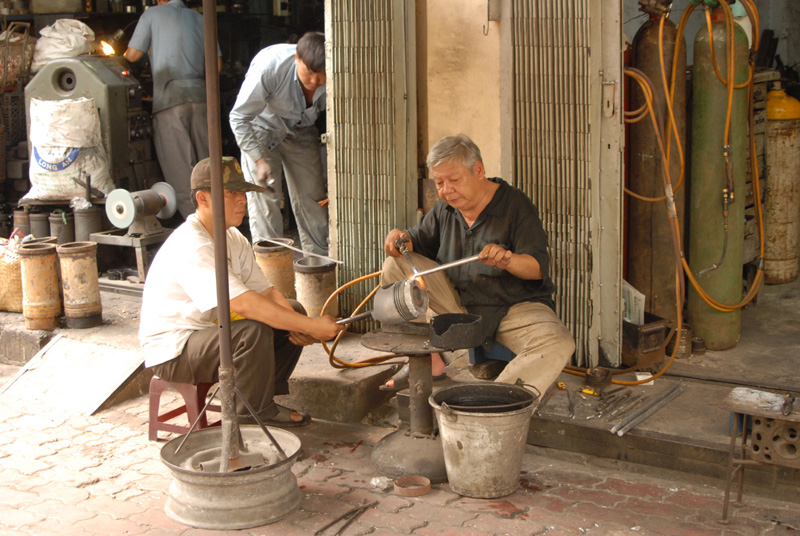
{"left": 688, "top": 6, "right": 749, "bottom": 350}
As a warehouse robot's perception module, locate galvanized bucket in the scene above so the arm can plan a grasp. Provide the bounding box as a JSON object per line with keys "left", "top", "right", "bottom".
{"left": 430, "top": 383, "right": 536, "bottom": 498}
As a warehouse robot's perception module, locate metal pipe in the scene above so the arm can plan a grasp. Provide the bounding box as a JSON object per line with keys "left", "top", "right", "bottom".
{"left": 203, "top": 0, "right": 239, "bottom": 469}
{"left": 336, "top": 310, "right": 374, "bottom": 325}
{"left": 412, "top": 254, "right": 486, "bottom": 279}
{"left": 610, "top": 381, "right": 683, "bottom": 434}
{"left": 258, "top": 237, "right": 343, "bottom": 265}
{"left": 616, "top": 383, "right": 687, "bottom": 437}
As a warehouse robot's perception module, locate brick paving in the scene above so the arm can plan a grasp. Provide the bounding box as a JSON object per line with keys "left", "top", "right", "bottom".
{"left": 0, "top": 373, "right": 798, "bottom": 536}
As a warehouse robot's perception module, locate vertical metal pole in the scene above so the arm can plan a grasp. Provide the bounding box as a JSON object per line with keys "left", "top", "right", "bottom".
{"left": 202, "top": 0, "right": 240, "bottom": 469}
{"left": 407, "top": 356, "right": 434, "bottom": 436}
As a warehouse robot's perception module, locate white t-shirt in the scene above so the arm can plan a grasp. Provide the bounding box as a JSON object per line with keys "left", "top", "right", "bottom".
{"left": 138, "top": 214, "right": 271, "bottom": 367}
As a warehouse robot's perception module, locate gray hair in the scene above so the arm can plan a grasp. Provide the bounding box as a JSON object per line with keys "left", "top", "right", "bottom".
{"left": 426, "top": 134, "right": 483, "bottom": 173}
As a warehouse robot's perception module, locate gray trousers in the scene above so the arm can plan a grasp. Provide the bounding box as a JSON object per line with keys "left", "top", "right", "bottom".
{"left": 241, "top": 133, "right": 329, "bottom": 256}
{"left": 151, "top": 302, "right": 304, "bottom": 421}
{"left": 153, "top": 103, "right": 210, "bottom": 218}
{"left": 383, "top": 254, "right": 575, "bottom": 397}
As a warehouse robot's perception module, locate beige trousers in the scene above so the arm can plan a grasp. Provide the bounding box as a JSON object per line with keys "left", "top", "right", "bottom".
{"left": 383, "top": 254, "right": 575, "bottom": 397}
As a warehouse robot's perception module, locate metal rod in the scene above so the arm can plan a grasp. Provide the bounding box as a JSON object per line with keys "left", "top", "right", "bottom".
{"left": 259, "top": 237, "right": 344, "bottom": 264}
{"left": 336, "top": 310, "right": 373, "bottom": 325}
{"left": 412, "top": 254, "right": 485, "bottom": 279}
{"left": 234, "top": 388, "right": 287, "bottom": 459}
{"left": 610, "top": 381, "right": 683, "bottom": 434}
{"left": 616, "top": 383, "right": 687, "bottom": 437}
{"left": 203, "top": 0, "right": 239, "bottom": 469}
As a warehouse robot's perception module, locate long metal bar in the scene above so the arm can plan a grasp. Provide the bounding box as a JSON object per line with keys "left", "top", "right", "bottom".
{"left": 258, "top": 237, "right": 343, "bottom": 264}
{"left": 203, "top": 0, "right": 240, "bottom": 469}
{"left": 616, "top": 383, "right": 687, "bottom": 437}
{"left": 412, "top": 254, "right": 485, "bottom": 279}
{"left": 610, "top": 382, "right": 684, "bottom": 435}
{"left": 336, "top": 310, "right": 374, "bottom": 325}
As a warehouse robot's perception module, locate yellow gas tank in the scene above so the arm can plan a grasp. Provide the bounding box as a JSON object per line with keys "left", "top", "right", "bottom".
{"left": 767, "top": 82, "right": 800, "bottom": 120}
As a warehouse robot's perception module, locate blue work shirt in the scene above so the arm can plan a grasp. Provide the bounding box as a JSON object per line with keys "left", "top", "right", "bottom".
{"left": 229, "top": 44, "right": 326, "bottom": 164}
{"left": 127, "top": 0, "right": 211, "bottom": 114}
{"left": 407, "top": 178, "right": 556, "bottom": 346}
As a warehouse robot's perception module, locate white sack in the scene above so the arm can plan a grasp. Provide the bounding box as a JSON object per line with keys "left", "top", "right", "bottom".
{"left": 31, "top": 19, "right": 95, "bottom": 73}
{"left": 23, "top": 97, "right": 114, "bottom": 202}
{"left": 29, "top": 97, "right": 101, "bottom": 148}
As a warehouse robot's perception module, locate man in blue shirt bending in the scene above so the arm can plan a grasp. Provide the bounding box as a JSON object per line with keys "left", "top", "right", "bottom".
{"left": 229, "top": 32, "right": 328, "bottom": 256}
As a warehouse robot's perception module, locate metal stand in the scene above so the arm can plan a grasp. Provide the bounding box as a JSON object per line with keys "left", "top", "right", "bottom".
{"left": 712, "top": 388, "right": 800, "bottom": 524}
{"left": 90, "top": 228, "right": 171, "bottom": 282}
{"left": 361, "top": 325, "right": 448, "bottom": 483}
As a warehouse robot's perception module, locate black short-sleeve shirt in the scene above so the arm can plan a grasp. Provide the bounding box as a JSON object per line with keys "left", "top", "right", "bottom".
{"left": 407, "top": 178, "right": 555, "bottom": 347}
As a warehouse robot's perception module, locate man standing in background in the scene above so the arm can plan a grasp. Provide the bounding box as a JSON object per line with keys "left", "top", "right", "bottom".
{"left": 124, "top": 0, "right": 221, "bottom": 219}
{"left": 229, "top": 31, "right": 329, "bottom": 256}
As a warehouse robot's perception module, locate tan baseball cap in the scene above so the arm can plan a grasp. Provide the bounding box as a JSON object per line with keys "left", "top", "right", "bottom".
{"left": 190, "top": 157, "right": 266, "bottom": 193}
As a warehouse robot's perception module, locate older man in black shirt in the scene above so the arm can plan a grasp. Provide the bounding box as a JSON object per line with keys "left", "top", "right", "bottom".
{"left": 382, "top": 134, "right": 575, "bottom": 396}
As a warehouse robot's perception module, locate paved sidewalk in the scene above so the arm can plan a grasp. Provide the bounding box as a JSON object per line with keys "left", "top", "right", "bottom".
{"left": 0, "top": 374, "right": 798, "bottom": 536}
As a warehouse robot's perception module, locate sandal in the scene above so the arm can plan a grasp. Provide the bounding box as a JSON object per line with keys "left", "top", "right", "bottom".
{"left": 379, "top": 365, "right": 447, "bottom": 392}
{"left": 261, "top": 404, "right": 311, "bottom": 427}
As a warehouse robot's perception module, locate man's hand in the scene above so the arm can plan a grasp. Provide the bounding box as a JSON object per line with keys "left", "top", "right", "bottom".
{"left": 384, "top": 229, "right": 410, "bottom": 257}
{"left": 289, "top": 331, "right": 317, "bottom": 346}
{"left": 255, "top": 158, "right": 275, "bottom": 190}
{"left": 479, "top": 244, "right": 514, "bottom": 270}
{"left": 303, "top": 315, "right": 344, "bottom": 342}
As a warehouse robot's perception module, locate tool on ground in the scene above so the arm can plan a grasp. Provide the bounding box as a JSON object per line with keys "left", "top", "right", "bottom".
{"left": 782, "top": 393, "right": 795, "bottom": 416}
{"left": 567, "top": 389, "right": 575, "bottom": 419}
{"left": 335, "top": 278, "right": 429, "bottom": 325}
{"left": 411, "top": 253, "right": 487, "bottom": 279}
{"left": 581, "top": 387, "right": 601, "bottom": 397}
{"left": 314, "top": 500, "right": 377, "bottom": 536}
{"left": 601, "top": 386, "right": 625, "bottom": 399}
{"left": 258, "top": 237, "right": 343, "bottom": 265}
{"left": 611, "top": 382, "right": 686, "bottom": 436}
{"left": 395, "top": 235, "right": 419, "bottom": 275}
{"left": 597, "top": 391, "right": 631, "bottom": 414}
{"left": 557, "top": 382, "right": 566, "bottom": 390}
{"left": 535, "top": 383, "right": 557, "bottom": 416}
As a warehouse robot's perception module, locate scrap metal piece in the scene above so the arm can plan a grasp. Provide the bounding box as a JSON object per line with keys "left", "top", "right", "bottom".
{"left": 783, "top": 393, "right": 795, "bottom": 416}
{"left": 567, "top": 389, "right": 575, "bottom": 419}
{"left": 535, "top": 383, "right": 557, "bottom": 416}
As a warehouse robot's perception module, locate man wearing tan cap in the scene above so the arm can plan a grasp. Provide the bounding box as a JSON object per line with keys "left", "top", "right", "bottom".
{"left": 139, "top": 156, "right": 343, "bottom": 426}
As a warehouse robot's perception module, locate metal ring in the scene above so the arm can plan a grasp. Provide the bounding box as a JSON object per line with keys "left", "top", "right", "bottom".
{"left": 394, "top": 475, "right": 431, "bottom": 497}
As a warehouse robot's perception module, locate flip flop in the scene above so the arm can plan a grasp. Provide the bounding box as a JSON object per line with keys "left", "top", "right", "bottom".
{"left": 261, "top": 404, "right": 311, "bottom": 427}
{"left": 379, "top": 365, "right": 447, "bottom": 392}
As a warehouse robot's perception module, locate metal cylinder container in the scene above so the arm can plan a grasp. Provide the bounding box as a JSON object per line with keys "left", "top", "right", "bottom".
{"left": 13, "top": 209, "right": 30, "bottom": 237}
{"left": 253, "top": 239, "right": 296, "bottom": 299}
{"left": 57, "top": 241, "right": 102, "bottom": 328}
{"left": 74, "top": 206, "right": 105, "bottom": 242}
{"left": 688, "top": 8, "right": 749, "bottom": 350}
{"left": 627, "top": 16, "right": 687, "bottom": 324}
{"left": 764, "top": 84, "right": 800, "bottom": 284}
{"left": 29, "top": 212, "right": 51, "bottom": 239}
{"left": 19, "top": 242, "right": 61, "bottom": 330}
{"left": 293, "top": 257, "right": 337, "bottom": 317}
{"left": 49, "top": 211, "right": 75, "bottom": 244}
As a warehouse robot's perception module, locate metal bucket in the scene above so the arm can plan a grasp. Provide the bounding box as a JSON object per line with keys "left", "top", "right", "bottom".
{"left": 19, "top": 242, "right": 61, "bottom": 330}
{"left": 160, "top": 425, "right": 302, "bottom": 530}
{"left": 29, "top": 212, "right": 50, "bottom": 238}
{"left": 57, "top": 241, "right": 102, "bottom": 328}
{"left": 430, "top": 383, "right": 536, "bottom": 498}
{"left": 49, "top": 211, "right": 75, "bottom": 245}
{"left": 74, "top": 206, "right": 105, "bottom": 242}
{"left": 12, "top": 209, "right": 29, "bottom": 237}
{"left": 294, "top": 256, "right": 337, "bottom": 317}
{"left": 253, "top": 238, "right": 296, "bottom": 299}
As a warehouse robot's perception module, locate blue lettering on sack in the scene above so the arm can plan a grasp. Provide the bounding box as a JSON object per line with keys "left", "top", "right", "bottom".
{"left": 33, "top": 147, "right": 81, "bottom": 172}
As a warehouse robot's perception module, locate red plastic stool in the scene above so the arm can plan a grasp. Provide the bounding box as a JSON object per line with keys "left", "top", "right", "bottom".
{"left": 148, "top": 375, "right": 221, "bottom": 441}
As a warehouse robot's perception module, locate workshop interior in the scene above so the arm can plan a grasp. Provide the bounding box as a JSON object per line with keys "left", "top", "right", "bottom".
{"left": 0, "top": 0, "right": 798, "bottom": 529}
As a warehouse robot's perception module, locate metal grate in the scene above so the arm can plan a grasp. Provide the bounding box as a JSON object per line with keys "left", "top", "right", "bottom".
{"left": 510, "top": 0, "right": 593, "bottom": 366}
{"left": 325, "top": 1, "right": 416, "bottom": 330}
